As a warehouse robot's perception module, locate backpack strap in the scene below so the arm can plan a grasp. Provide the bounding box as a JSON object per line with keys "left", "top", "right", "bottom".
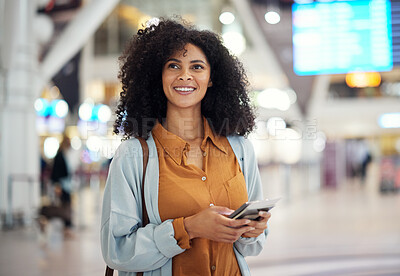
{"left": 105, "top": 137, "right": 149, "bottom": 276}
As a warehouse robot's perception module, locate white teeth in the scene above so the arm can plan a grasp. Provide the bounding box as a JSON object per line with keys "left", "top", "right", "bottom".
{"left": 175, "top": 87, "right": 194, "bottom": 92}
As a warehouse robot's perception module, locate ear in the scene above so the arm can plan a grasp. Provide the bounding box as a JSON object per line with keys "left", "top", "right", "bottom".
{"left": 208, "top": 79, "right": 213, "bottom": 87}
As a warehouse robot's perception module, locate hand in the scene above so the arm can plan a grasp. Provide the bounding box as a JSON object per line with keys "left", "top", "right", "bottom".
{"left": 183, "top": 206, "right": 255, "bottom": 243}
{"left": 241, "top": 211, "right": 271, "bottom": 238}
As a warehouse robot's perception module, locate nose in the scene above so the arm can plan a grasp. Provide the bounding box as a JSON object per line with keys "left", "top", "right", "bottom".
{"left": 178, "top": 69, "right": 192, "bottom": 80}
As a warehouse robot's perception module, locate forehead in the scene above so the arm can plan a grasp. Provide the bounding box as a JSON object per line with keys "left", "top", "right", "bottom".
{"left": 170, "top": 43, "right": 208, "bottom": 61}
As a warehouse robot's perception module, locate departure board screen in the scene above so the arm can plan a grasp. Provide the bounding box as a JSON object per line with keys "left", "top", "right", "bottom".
{"left": 392, "top": 0, "right": 400, "bottom": 65}
{"left": 292, "top": 0, "right": 393, "bottom": 76}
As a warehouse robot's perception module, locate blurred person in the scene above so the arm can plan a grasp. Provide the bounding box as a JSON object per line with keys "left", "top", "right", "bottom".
{"left": 354, "top": 139, "right": 372, "bottom": 183}
{"left": 348, "top": 139, "right": 371, "bottom": 183}
{"left": 39, "top": 154, "right": 50, "bottom": 196}
{"left": 39, "top": 135, "right": 73, "bottom": 238}
{"left": 360, "top": 149, "right": 372, "bottom": 183}
{"left": 101, "top": 18, "right": 270, "bottom": 276}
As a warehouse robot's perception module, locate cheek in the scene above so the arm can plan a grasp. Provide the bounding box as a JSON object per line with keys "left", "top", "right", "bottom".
{"left": 162, "top": 74, "right": 173, "bottom": 89}
{"left": 199, "top": 76, "right": 211, "bottom": 87}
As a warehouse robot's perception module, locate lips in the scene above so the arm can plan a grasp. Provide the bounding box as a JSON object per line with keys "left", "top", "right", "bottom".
{"left": 174, "top": 86, "right": 196, "bottom": 95}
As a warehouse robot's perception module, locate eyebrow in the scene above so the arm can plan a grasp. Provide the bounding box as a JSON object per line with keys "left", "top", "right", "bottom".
{"left": 166, "top": 58, "right": 207, "bottom": 65}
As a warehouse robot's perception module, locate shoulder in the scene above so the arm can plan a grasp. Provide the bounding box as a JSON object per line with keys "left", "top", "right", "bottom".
{"left": 107, "top": 138, "right": 146, "bottom": 179}
{"left": 112, "top": 138, "right": 143, "bottom": 162}
{"left": 227, "top": 135, "right": 254, "bottom": 152}
{"left": 226, "top": 135, "right": 243, "bottom": 145}
{"left": 227, "top": 135, "right": 257, "bottom": 169}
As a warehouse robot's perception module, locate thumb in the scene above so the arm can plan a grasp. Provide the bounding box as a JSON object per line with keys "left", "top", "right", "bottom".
{"left": 211, "top": 206, "right": 234, "bottom": 216}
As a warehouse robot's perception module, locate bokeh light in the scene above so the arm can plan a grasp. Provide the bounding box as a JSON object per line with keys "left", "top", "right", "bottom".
{"left": 313, "top": 131, "right": 327, "bottom": 152}
{"left": 265, "top": 11, "right": 281, "bottom": 24}
{"left": 44, "top": 137, "right": 60, "bottom": 159}
{"left": 222, "top": 31, "right": 246, "bottom": 56}
{"left": 79, "top": 102, "right": 94, "bottom": 121}
{"left": 378, "top": 113, "right": 400, "bottom": 128}
{"left": 34, "top": 98, "right": 50, "bottom": 117}
{"left": 71, "top": 136, "right": 82, "bottom": 150}
{"left": 86, "top": 135, "right": 102, "bottom": 152}
{"left": 257, "top": 88, "right": 291, "bottom": 111}
{"left": 97, "top": 104, "right": 112, "bottom": 123}
{"left": 219, "top": 11, "right": 235, "bottom": 25}
{"left": 53, "top": 99, "right": 69, "bottom": 118}
{"left": 267, "top": 117, "right": 286, "bottom": 136}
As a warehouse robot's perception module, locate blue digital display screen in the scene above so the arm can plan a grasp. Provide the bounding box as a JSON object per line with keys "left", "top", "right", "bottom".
{"left": 292, "top": 0, "right": 393, "bottom": 76}
{"left": 392, "top": 0, "right": 400, "bottom": 66}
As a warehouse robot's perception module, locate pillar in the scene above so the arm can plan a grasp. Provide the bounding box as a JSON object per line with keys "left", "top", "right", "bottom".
{"left": 0, "top": 0, "right": 40, "bottom": 227}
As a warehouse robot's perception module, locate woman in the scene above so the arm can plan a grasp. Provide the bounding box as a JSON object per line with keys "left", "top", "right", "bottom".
{"left": 39, "top": 135, "right": 73, "bottom": 237}
{"left": 101, "top": 18, "right": 271, "bottom": 276}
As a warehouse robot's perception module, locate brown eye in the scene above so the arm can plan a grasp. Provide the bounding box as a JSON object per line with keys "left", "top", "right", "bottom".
{"left": 168, "top": 63, "right": 179, "bottom": 69}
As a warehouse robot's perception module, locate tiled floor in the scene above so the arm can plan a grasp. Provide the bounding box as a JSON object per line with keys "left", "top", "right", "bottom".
{"left": 1, "top": 162, "right": 399, "bottom": 276}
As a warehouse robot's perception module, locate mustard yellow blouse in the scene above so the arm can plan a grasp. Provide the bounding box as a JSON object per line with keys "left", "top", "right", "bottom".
{"left": 152, "top": 118, "right": 248, "bottom": 276}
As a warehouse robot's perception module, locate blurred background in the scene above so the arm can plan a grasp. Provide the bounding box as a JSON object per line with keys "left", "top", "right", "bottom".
{"left": 1, "top": 0, "right": 400, "bottom": 275}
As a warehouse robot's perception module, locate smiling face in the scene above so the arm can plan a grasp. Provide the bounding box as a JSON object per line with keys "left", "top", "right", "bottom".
{"left": 162, "top": 43, "right": 212, "bottom": 113}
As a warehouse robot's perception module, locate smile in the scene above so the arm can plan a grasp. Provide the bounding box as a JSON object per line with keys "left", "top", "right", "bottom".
{"left": 174, "top": 86, "right": 196, "bottom": 95}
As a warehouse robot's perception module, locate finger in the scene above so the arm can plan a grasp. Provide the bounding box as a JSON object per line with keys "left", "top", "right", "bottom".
{"left": 258, "top": 211, "right": 271, "bottom": 220}
{"left": 212, "top": 206, "right": 234, "bottom": 216}
{"left": 223, "top": 225, "right": 255, "bottom": 237}
{"left": 250, "top": 220, "right": 268, "bottom": 231}
{"left": 245, "top": 220, "right": 258, "bottom": 227}
{"left": 224, "top": 227, "right": 255, "bottom": 242}
{"left": 222, "top": 217, "right": 251, "bottom": 228}
{"left": 233, "top": 218, "right": 252, "bottom": 228}
{"left": 233, "top": 226, "right": 255, "bottom": 237}
{"left": 242, "top": 218, "right": 265, "bottom": 227}
{"left": 245, "top": 228, "right": 264, "bottom": 235}
{"left": 242, "top": 228, "right": 265, "bottom": 238}
{"left": 242, "top": 232, "right": 260, "bottom": 238}
{"left": 238, "top": 212, "right": 271, "bottom": 227}
{"left": 242, "top": 226, "right": 256, "bottom": 235}
{"left": 250, "top": 212, "right": 271, "bottom": 225}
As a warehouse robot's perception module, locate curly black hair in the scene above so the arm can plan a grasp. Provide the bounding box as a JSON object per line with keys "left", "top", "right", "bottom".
{"left": 114, "top": 17, "right": 256, "bottom": 140}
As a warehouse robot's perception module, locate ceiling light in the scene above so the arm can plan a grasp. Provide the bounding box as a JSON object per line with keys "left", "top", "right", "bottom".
{"left": 265, "top": 11, "right": 280, "bottom": 24}
{"left": 219, "top": 11, "right": 235, "bottom": 25}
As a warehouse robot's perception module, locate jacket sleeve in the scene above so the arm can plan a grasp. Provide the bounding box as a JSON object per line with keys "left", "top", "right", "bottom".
{"left": 100, "top": 140, "right": 185, "bottom": 272}
{"left": 234, "top": 138, "right": 267, "bottom": 256}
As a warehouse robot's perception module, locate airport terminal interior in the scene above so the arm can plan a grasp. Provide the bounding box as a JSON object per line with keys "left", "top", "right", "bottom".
{"left": 1, "top": 0, "right": 400, "bottom": 275}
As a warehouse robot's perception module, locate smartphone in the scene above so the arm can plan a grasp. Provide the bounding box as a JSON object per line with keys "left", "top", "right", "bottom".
{"left": 228, "top": 197, "right": 281, "bottom": 220}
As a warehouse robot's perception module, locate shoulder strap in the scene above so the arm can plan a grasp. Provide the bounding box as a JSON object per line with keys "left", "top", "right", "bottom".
{"left": 137, "top": 137, "right": 150, "bottom": 227}
{"left": 105, "top": 266, "right": 113, "bottom": 276}
{"left": 105, "top": 137, "right": 149, "bottom": 276}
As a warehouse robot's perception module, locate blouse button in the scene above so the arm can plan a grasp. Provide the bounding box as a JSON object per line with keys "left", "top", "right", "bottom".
{"left": 203, "top": 151, "right": 207, "bottom": 157}
{"left": 201, "top": 176, "right": 206, "bottom": 181}
{"left": 211, "top": 265, "right": 216, "bottom": 271}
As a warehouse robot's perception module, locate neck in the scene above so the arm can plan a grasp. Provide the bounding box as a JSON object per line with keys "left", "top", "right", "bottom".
{"left": 164, "top": 106, "right": 204, "bottom": 141}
